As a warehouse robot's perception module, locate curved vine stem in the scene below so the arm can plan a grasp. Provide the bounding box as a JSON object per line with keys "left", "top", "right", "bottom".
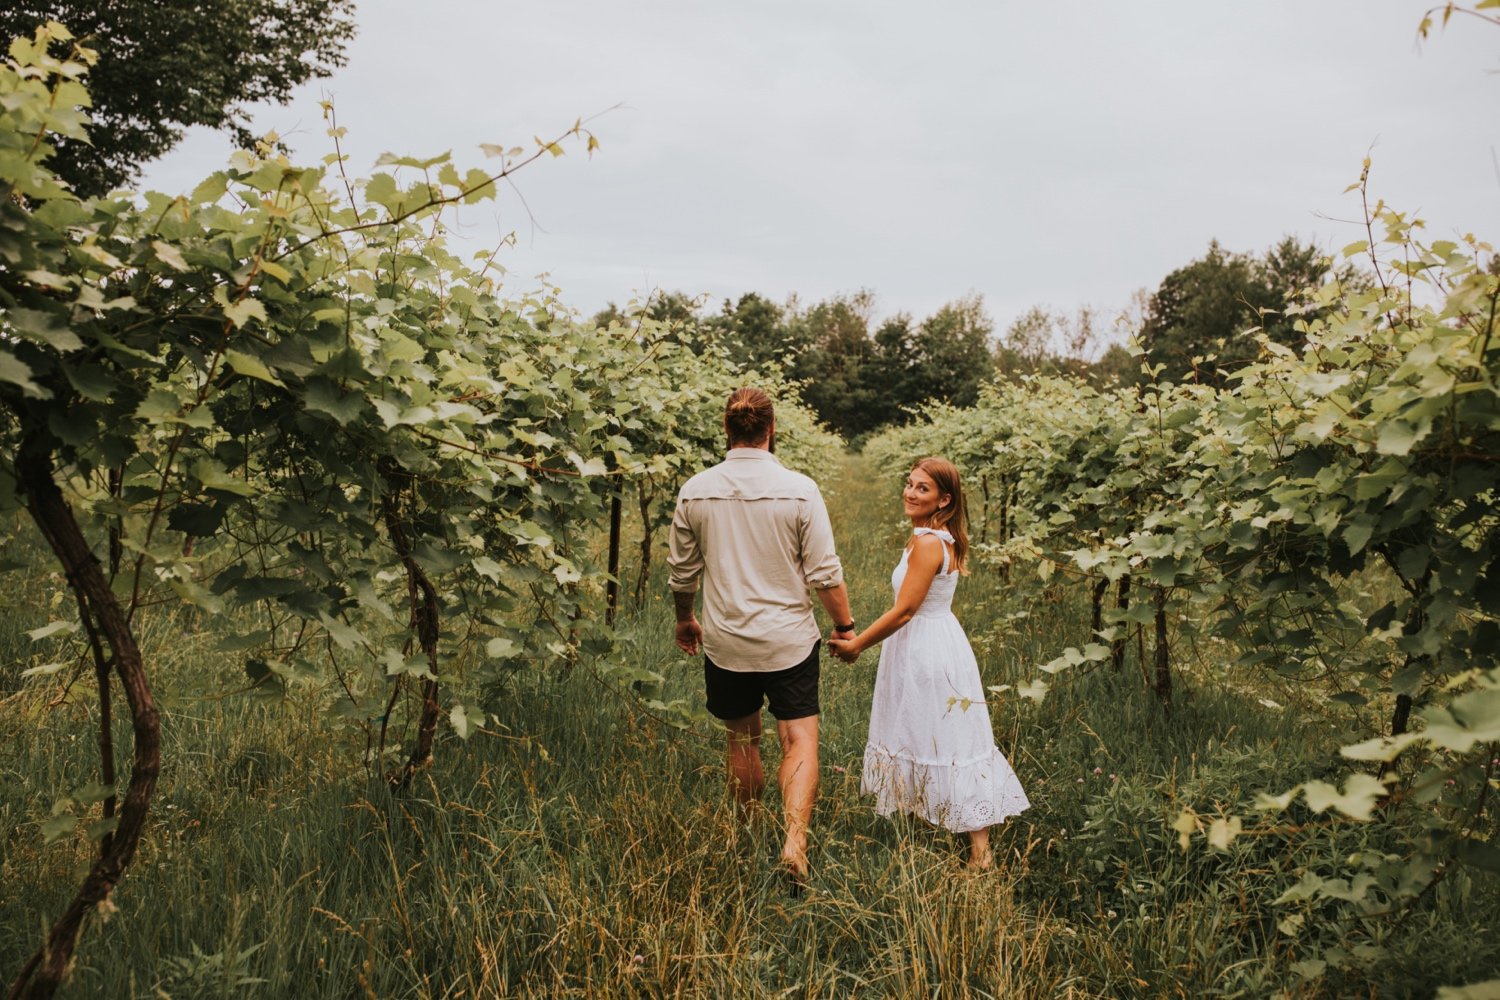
{"left": 7, "top": 433, "right": 160, "bottom": 1000}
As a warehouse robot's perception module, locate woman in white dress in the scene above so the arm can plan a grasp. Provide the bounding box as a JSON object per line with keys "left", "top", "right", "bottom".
{"left": 829, "top": 457, "right": 1029, "bottom": 868}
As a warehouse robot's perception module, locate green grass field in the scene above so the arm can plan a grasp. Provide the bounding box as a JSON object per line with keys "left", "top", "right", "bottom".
{"left": 2, "top": 455, "right": 1494, "bottom": 998}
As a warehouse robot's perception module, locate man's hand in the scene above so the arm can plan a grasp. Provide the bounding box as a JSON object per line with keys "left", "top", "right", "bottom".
{"left": 828, "top": 636, "right": 860, "bottom": 663}
{"left": 675, "top": 617, "right": 703, "bottom": 655}
{"left": 671, "top": 590, "right": 701, "bottom": 654}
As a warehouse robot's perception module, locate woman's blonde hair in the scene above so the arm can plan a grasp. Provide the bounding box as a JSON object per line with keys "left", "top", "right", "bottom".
{"left": 913, "top": 456, "right": 969, "bottom": 574}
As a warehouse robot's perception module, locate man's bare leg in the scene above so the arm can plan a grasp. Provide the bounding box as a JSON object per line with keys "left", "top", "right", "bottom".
{"left": 724, "top": 713, "right": 766, "bottom": 815}
{"left": 775, "top": 715, "right": 819, "bottom": 880}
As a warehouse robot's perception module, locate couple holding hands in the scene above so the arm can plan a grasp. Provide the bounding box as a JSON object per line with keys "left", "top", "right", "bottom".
{"left": 669, "top": 388, "right": 1029, "bottom": 887}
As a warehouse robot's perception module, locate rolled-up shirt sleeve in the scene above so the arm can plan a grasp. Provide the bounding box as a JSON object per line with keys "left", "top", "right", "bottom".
{"left": 799, "top": 492, "right": 844, "bottom": 590}
{"left": 668, "top": 500, "right": 703, "bottom": 593}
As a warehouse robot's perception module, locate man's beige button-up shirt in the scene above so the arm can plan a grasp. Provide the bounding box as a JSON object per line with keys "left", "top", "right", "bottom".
{"left": 668, "top": 448, "right": 844, "bottom": 672}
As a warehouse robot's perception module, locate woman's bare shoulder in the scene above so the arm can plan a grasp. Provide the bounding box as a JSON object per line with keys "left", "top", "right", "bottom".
{"left": 907, "top": 531, "right": 946, "bottom": 563}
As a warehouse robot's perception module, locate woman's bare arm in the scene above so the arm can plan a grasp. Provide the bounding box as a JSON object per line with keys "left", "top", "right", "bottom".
{"left": 831, "top": 534, "right": 946, "bottom": 660}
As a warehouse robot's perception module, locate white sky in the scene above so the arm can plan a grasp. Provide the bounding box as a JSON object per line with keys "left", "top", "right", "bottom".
{"left": 139, "top": 1, "right": 1499, "bottom": 341}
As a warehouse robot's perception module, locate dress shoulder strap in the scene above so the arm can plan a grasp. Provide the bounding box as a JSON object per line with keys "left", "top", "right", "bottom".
{"left": 912, "top": 527, "right": 954, "bottom": 573}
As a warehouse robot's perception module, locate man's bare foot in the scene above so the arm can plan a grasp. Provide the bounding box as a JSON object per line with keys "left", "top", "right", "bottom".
{"left": 781, "top": 834, "right": 810, "bottom": 896}
{"left": 781, "top": 853, "right": 809, "bottom": 897}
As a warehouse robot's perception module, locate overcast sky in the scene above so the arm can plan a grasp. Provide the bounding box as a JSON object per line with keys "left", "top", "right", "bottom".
{"left": 140, "top": 0, "right": 1498, "bottom": 343}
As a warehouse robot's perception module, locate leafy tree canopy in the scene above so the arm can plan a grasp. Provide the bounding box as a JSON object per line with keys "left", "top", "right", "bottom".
{"left": 1140, "top": 236, "right": 1351, "bottom": 385}
{"left": 0, "top": 0, "right": 357, "bottom": 195}
{"left": 706, "top": 292, "right": 792, "bottom": 369}
{"left": 993, "top": 304, "right": 1118, "bottom": 383}
{"left": 905, "top": 294, "right": 994, "bottom": 410}
{"left": 600, "top": 289, "right": 1008, "bottom": 440}
{"left": 789, "top": 291, "right": 885, "bottom": 439}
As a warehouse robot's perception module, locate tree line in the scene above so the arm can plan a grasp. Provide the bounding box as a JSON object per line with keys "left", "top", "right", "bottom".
{"left": 597, "top": 234, "right": 1351, "bottom": 442}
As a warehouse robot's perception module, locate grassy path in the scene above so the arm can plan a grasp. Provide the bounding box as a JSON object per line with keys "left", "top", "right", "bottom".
{"left": 2, "top": 454, "right": 1491, "bottom": 996}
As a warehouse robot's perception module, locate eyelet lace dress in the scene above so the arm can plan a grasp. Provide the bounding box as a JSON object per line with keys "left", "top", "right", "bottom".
{"left": 862, "top": 528, "right": 1030, "bottom": 832}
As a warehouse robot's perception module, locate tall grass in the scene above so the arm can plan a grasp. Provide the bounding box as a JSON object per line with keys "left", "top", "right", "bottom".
{"left": 1, "top": 457, "right": 1494, "bottom": 998}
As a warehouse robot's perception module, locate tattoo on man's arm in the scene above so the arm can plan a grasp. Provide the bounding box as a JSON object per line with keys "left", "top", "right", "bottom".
{"left": 673, "top": 591, "right": 696, "bottom": 621}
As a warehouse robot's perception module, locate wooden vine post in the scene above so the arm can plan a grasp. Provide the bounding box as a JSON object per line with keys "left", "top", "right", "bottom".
{"left": 634, "top": 477, "right": 656, "bottom": 604}
{"left": 1090, "top": 576, "right": 1109, "bottom": 643}
{"left": 1112, "top": 574, "right": 1131, "bottom": 671}
{"left": 978, "top": 472, "right": 989, "bottom": 543}
{"left": 1151, "top": 585, "right": 1172, "bottom": 711}
{"left": 606, "top": 477, "right": 623, "bottom": 626}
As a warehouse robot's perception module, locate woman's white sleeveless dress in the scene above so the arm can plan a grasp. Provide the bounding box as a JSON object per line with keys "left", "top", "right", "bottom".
{"left": 862, "top": 528, "right": 1030, "bottom": 832}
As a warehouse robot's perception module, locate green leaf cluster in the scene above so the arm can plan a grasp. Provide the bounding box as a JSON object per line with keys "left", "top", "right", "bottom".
{"left": 0, "top": 0, "right": 358, "bottom": 196}
{"left": 0, "top": 25, "right": 842, "bottom": 770}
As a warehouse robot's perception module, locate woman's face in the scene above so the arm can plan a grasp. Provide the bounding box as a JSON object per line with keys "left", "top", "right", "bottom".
{"left": 902, "top": 467, "right": 948, "bottom": 523}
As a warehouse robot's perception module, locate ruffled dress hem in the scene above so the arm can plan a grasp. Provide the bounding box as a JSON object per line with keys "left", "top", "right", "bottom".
{"left": 862, "top": 745, "right": 1031, "bottom": 833}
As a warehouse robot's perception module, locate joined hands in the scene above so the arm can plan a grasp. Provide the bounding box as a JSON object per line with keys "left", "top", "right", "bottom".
{"left": 827, "top": 632, "right": 860, "bottom": 663}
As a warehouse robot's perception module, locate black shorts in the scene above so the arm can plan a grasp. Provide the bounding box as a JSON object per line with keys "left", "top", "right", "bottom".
{"left": 704, "top": 641, "right": 820, "bottom": 722}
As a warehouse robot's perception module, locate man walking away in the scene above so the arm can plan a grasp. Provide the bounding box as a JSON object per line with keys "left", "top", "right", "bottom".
{"left": 668, "top": 387, "right": 855, "bottom": 889}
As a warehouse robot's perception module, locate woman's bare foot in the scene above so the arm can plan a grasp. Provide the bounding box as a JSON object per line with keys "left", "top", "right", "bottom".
{"left": 966, "top": 828, "right": 992, "bottom": 870}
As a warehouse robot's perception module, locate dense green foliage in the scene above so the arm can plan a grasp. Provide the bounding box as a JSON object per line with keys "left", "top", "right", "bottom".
{"left": 0, "top": 25, "right": 841, "bottom": 996}
{"left": 0, "top": 0, "right": 358, "bottom": 195}
{"left": 1139, "top": 236, "right": 1352, "bottom": 385}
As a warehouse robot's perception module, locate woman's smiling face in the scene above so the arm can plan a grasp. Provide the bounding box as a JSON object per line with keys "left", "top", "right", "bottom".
{"left": 902, "top": 466, "right": 947, "bottom": 523}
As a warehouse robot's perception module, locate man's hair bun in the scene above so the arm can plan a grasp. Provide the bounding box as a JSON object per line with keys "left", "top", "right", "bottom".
{"left": 725, "top": 387, "right": 774, "bottom": 446}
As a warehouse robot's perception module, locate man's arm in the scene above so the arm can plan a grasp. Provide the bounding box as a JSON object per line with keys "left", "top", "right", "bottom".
{"left": 799, "top": 491, "right": 853, "bottom": 640}
{"left": 673, "top": 590, "right": 702, "bottom": 655}
{"left": 815, "top": 583, "right": 855, "bottom": 640}
{"left": 668, "top": 500, "right": 704, "bottom": 655}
